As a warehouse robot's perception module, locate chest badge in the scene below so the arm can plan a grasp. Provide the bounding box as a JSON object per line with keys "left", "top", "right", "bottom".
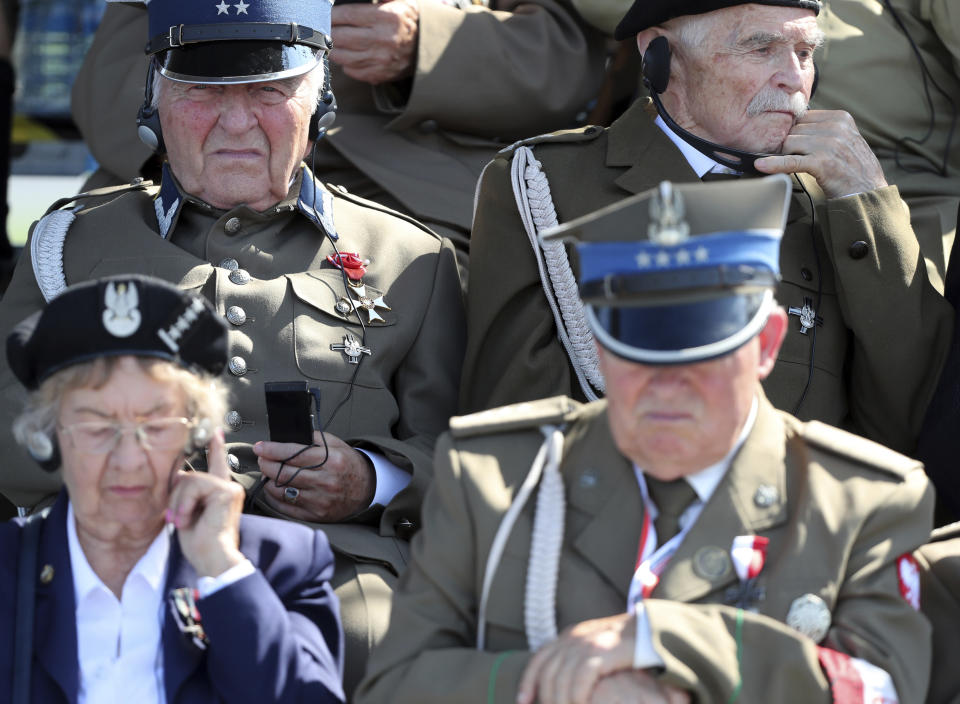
{"left": 787, "top": 297, "right": 823, "bottom": 335}
{"left": 331, "top": 334, "right": 372, "bottom": 364}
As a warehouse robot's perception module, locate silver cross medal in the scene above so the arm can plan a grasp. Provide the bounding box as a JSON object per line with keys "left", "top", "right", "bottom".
{"left": 330, "top": 334, "right": 372, "bottom": 365}
{"left": 348, "top": 283, "right": 392, "bottom": 323}
{"left": 788, "top": 297, "right": 823, "bottom": 335}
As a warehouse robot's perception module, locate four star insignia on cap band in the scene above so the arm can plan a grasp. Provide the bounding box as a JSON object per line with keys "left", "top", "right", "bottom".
{"left": 636, "top": 245, "right": 710, "bottom": 270}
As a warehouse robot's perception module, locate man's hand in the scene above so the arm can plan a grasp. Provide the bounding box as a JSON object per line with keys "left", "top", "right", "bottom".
{"left": 517, "top": 613, "right": 637, "bottom": 704}
{"left": 330, "top": 0, "right": 419, "bottom": 85}
{"left": 589, "top": 671, "right": 691, "bottom": 704}
{"left": 169, "top": 428, "right": 246, "bottom": 577}
{"left": 754, "top": 110, "right": 888, "bottom": 199}
{"left": 254, "top": 431, "right": 376, "bottom": 522}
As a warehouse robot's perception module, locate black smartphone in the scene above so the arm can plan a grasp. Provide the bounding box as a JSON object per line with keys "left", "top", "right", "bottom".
{"left": 264, "top": 381, "right": 317, "bottom": 445}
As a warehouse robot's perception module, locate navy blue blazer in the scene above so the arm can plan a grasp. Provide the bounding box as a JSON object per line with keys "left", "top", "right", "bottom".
{"left": 0, "top": 492, "right": 345, "bottom": 703}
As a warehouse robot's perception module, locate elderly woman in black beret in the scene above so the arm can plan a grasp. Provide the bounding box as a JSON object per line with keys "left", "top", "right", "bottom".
{"left": 0, "top": 275, "right": 344, "bottom": 704}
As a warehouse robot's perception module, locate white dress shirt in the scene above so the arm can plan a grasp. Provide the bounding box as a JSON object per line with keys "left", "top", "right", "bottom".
{"left": 67, "top": 503, "right": 255, "bottom": 704}
{"left": 631, "top": 397, "right": 759, "bottom": 669}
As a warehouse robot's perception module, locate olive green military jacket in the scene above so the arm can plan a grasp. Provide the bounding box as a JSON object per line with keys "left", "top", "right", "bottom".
{"left": 0, "top": 166, "right": 465, "bottom": 569}
{"left": 813, "top": 0, "right": 960, "bottom": 282}
{"left": 461, "top": 98, "right": 955, "bottom": 455}
{"left": 70, "top": 2, "right": 606, "bottom": 244}
{"left": 916, "top": 521, "right": 960, "bottom": 704}
{"left": 356, "top": 394, "right": 934, "bottom": 703}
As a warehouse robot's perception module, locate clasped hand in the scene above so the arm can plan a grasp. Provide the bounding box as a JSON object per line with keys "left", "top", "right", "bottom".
{"left": 330, "top": 0, "right": 419, "bottom": 85}
{"left": 516, "top": 613, "right": 690, "bottom": 704}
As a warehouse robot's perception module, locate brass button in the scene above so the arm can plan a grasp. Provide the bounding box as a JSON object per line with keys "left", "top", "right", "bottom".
{"left": 224, "top": 217, "right": 241, "bottom": 234}
{"left": 225, "top": 410, "right": 243, "bottom": 431}
{"left": 218, "top": 258, "right": 239, "bottom": 271}
{"left": 228, "top": 357, "right": 248, "bottom": 376}
{"left": 226, "top": 454, "right": 240, "bottom": 471}
{"left": 229, "top": 269, "right": 250, "bottom": 285}
{"left": 226, "top": 306, "right": 247, "bottom": 326}
{"left": 848, "top": 241, "right": 869, "bottom": 260}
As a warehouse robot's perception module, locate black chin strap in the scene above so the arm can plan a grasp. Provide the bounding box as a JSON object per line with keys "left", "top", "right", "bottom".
{"left": 649, "top": 91, "right": 773, "bottom": 175}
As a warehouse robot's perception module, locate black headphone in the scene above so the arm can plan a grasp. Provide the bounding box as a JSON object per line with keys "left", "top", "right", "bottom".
{"left": 137, "top": 55, "right": 339, "bottom": 153}
{"left": 136, "top": 61, "right": 165, "bottom": 154}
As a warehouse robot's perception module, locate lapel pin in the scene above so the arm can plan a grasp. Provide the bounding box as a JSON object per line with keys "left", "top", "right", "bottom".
{"left": 39, "top": 564, "right": 54, "bottom": 584}
{"left": 786, "top": 593, "right": 831, "bottom": 643}
{"left": 693, "top": 546, "right": 732, "bottom": 581}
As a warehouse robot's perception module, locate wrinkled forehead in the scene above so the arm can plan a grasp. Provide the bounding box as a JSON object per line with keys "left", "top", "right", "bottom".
{"left": 684, "top": 4, "right": 823, "bottom": 48}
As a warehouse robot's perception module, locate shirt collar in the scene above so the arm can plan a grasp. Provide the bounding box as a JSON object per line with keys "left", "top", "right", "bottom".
{"left": 152, "top": 162, "right": 336, "bottom": 240}
{"left": 635, "top": 395, "right": 759, "bottom": 504}
{"left": 653, "top": 115, "right": 740, "bottom": 178}
{"left": 67, "top": 501, "right": 172, "bottom": 602}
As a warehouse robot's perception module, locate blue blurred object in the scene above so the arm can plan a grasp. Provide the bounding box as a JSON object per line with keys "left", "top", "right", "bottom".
{"left": 14, "top": 0, "right": 105, "bottom": 118}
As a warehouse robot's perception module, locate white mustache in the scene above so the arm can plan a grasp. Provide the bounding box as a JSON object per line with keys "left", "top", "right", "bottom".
{"left": 746, "top": 89, "right": 808, "bottom": 119}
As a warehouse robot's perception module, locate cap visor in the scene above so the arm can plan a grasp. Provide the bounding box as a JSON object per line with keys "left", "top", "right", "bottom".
{"left": 157, "top": 42, "right": 321, "bottom": 84}
{"left": 588, "top": 290, "right": 773, "bottom": 365}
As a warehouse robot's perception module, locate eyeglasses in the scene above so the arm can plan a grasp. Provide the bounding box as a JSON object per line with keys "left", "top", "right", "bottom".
{"left": 58, "top": 417, "right": 193, "bottom": 454}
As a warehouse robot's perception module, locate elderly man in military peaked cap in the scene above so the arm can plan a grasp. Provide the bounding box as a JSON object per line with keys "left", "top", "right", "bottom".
{"left": 461, "top": 0, "right": 953, "bottom": 459}
{"left": 0, "top": 0, "right": 464, "bottom": 694}
{"left": 358, "top": 175, "right": 934, "bottom": 704}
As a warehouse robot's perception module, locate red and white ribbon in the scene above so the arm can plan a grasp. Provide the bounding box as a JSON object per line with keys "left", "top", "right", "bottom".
{"left": 730, "top": 534, "right": 769, "bottom": 582}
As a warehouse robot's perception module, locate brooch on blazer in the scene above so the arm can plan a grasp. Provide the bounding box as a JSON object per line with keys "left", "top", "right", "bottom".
{"left": 169, "top": 587, "right": 209, "bottom": 651}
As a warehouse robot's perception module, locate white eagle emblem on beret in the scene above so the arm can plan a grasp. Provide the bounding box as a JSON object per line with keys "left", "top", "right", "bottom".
{"left": 102, "top": 281, "right": 142, "bottom": 338}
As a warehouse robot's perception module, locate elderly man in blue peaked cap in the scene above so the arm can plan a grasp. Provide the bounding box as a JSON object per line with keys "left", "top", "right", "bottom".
{"left": 0, "top": 0, "right": 466, "bottom": 694}
{"left": 359, "top": 174, "right": 934, "bottom": 704}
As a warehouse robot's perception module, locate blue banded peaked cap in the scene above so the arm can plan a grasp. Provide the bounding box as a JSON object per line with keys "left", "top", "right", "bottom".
{"left": 144, "top": 0, "right": 333, "bottom": 83}
{"left": 539, "top": 174, "right": 792, "bottom": 365}
{"left": 614, "top": 0, "right": 821, "bottom": 40}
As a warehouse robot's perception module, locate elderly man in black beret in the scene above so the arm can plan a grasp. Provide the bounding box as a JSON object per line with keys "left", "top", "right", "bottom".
{"left": 461, "top": 0, "right": 953, "bottom": 460}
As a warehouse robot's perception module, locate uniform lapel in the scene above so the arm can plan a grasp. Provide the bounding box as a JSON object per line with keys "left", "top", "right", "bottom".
{"left": 565, "top": 408, "right": 645, "bottom": 602}
{"left": 33, "top": 494, "right": 81, "bottom": 704}
{"left": 607, "top": 98, "right": 700, "bottom": 196}
{"left": 162, "top": 535, "right": 205, "bottom": 702}
{"left": 653, "top": 395, "right": 789, "bottom": 603}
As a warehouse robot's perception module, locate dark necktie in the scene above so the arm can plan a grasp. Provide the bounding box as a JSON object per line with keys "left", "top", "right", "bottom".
{"left": 646, "top": 476, "right": 697, "bottom": 543}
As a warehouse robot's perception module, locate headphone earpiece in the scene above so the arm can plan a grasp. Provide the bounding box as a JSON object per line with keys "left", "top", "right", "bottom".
{"left": 26, "top": 430, "right": 61, "bottom": 473}
{"left": 185, "top": 418, "right": 213, "bottom": 455}
{"left": 137, "top": 102, "right": 165, "bottom": 153}
{"left": 137, "top": 62, "right": 166, "bottom": 154}
{"left": 642, "top": 35, "right": 672, "bottom": 95}
{"left": 310, "top": 89, "right": 337, "bottom": 141}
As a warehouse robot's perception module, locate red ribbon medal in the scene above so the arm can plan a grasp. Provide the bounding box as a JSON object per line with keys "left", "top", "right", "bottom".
{"left": 326, "top": 252, "right": 368, "bottom": 282}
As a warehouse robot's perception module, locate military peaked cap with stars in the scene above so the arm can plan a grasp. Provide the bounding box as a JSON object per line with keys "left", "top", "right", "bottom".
{"left": 7, "top": 275, "right": 228, "bottom": 390}
{"left": 540, "top": 174, "right": 792, "bottom": 365}
{"left": 614, "top": 0, "right": 821, "bottom": 40}
{"left": 137, "top": 0, "right": 333, "bottom": 84}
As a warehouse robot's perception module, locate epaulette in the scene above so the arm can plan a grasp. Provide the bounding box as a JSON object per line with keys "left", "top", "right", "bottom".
{"left": 496, "top": 124, "right": 605, "bottom": 159}
{"left": 801, "top": 420, "right": 920, "bottom": 480}
{"left": 41, "top": 178, "right": 154, "bottom": 217}
{"left": 324, "top": 182, "right": 442, "bottom": 241}
{"left": 450, "top": 396, "right": 583, "bottom": 439}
